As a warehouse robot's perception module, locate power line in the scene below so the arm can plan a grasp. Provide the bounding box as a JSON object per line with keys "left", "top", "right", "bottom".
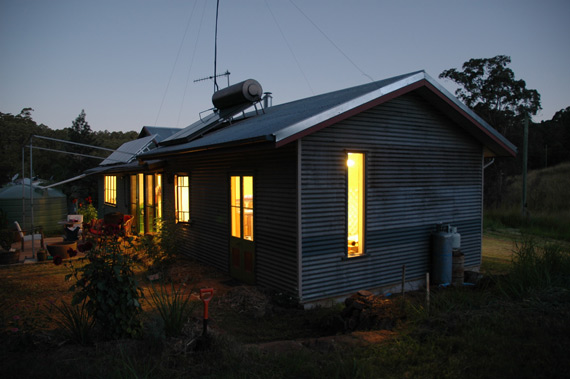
{"left": 177, "top": 0, "right": 209, "bottom": 127}
{"left": 265, "top": 0, "right": 314, "bottom": 94}
{"left": 288, "top": 0, "right": 374, "bottom": 83}
{"left": 154, "top": 1, "right": 198, "bottom": 126}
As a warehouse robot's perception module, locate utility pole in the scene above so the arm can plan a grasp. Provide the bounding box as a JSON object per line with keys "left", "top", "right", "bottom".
{"left": 522, "top": 115, "right": 529, "bottom": 217}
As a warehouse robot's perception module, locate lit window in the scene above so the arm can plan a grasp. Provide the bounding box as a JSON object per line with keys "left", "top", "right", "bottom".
{"left": 104, "top": 175, "right": 116, "bottom": 206}
{"left": 231, "top": 176, "right": 254, "bottom": 241}
{"left": 175, "top": 175, "right": 190, "bottom": 223}
{"left": 155, "top": 174, "right": 162, "bottom": 221}
{"left": 347, "top": 152, "right": 365, "bottom": 257}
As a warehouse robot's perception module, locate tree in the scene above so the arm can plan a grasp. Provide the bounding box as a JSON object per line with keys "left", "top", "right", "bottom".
{"left": 534, "top": 107, "right": 570, "bottom": 168}
{"left": 439, "top": 56, "right": 542, "bottom": 208}
{"left": 439, "top": 55, "right": 541, "bottom": 135}
{"left": 68, "top": 109, "right": 93, "bottom": 144}
{"left": 0, "top": 109, "right": 50, "bottom": 186}
{"left": 19, "top": 107, "right": 34, "bottom": 119}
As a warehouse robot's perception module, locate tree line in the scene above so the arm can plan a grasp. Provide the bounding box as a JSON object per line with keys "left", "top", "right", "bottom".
{"left": 0, "top": 109, "right": 137, "bottom": 203}
{"left": 2, "top": 55, "right": 569, "bottom": 210}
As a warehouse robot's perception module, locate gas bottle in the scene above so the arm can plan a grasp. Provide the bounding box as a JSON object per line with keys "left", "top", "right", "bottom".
{"left": 432, "top": 224, "right": 453, "bottom": 284}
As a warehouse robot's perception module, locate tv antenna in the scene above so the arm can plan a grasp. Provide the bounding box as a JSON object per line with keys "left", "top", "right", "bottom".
{"left": 194, "top": 70, "right": 231, "bottom": 88}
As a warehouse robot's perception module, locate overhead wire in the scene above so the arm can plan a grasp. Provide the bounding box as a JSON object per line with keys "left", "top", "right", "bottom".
{"left": 176, "top": 0, "right": 208, "bottom": 127}
{"left": 154, "top": 1, "right": 198, "bottom": 127}
{"left": 264, "top": 0, "right": 314, "bottom": 94}
{"left": 288, "top": 0, "right": 374, "bottom": 83}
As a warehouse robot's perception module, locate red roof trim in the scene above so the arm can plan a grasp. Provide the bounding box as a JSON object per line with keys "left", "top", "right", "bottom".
{"left": 275, "top": 81, "right": 424, "bottom": 148}
{"left": 276, "top": 79, "right": 516, "bottom": 157}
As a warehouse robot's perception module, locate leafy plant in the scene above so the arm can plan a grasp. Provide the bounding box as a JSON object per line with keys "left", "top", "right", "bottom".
{"left": 76, "top": 197, "right": 98, "bottom": 224}
{"left": 66, "top": 236, "right": 144, "bottom": 339}
{"left": 50, "top": 299, "right": 94, "bottom": 345}
{"left": 148, "top": 282, "right": 197, "bottom": 337}
{"left": 135, "top": 218, "right": 180, "bottom": 274}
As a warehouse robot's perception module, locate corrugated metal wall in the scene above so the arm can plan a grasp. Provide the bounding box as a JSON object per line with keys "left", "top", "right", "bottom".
{"left": 166, "top": 143, "right": 299, "bottom": 293}
{"left": 300, "top": 93, "right": 483, "bottom": 301}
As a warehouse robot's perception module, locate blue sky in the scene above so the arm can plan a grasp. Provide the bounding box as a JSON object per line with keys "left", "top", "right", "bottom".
{"left": 1, "top": 0, "right": 569, "bottom": 132}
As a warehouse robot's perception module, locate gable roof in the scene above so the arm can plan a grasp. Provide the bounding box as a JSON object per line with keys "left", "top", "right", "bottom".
{"left": 140, "top": 71, "right": 516, "bottom": 159}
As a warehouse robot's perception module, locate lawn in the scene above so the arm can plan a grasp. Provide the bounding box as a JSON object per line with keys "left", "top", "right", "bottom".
{"left": 1, "top": 232, "right": 569, "bottom": 378}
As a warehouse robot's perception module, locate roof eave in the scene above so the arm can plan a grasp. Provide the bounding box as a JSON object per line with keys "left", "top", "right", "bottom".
{"left": 273, "top": 72, "right": 516, "bottom": 158}
{"left": 139, "top": 134, "right": 275, "bottom": 160}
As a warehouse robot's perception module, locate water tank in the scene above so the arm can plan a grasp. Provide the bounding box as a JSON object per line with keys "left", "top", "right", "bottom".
{"left": 212, "top": 79, "right": 263, "bottom": 110}
{"left": 432, "top": 224, "right": 453, "bottom": 284}
{"left": 0, "top": 182, "right": 67, "bottom": 236}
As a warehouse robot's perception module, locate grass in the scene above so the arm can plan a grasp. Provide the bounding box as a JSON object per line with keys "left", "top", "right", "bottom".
{"left": 485, "top": 162, "right": 570, "bottom": 241}
{"left": 485, "top": 207, "right": 570, "bottom": 241}
{"left": 1, "top": 232, "right": 569, "bottom": 378}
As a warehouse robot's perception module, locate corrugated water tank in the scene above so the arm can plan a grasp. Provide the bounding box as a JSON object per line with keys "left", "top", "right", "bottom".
{"left": 0, "top": 182, "right": 67, "bottom": 235}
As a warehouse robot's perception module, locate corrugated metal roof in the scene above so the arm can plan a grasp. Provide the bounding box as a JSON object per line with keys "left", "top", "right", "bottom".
{"left": 140, "top": 71, "right": 517, "bottom": 159}
{"left": 100, "top": 135, "right": 157, "bottom": 165}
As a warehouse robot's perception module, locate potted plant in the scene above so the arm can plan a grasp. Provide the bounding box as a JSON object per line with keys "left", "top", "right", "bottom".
{"left": 77, "top": 196, "right": 98, "bottom": 227}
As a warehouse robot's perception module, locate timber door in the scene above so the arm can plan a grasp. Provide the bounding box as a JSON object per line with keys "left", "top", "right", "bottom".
{"left": 229, "top": 175, "right": 255, "bottom": 284}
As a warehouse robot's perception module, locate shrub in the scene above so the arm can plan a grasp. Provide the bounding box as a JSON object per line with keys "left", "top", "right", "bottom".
{"left": 66, "top": 236, "right": 144, "bottom": 340}
{"left": 135, "top": 218, "right": 180, "bottom": 274}
{"left": 500, "top": 238, "right": 570, "bottom": 298}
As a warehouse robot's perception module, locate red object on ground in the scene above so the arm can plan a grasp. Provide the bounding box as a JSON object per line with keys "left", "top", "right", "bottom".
{"left": 200, "top": 288, "right": 214, "bottom": 336}
{"left": 200, "top": 288, "right": 214, "bottom": 319}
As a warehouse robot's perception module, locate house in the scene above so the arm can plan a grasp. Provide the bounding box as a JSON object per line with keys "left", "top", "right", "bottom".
{"left": 103, "top": 71, "right": 516, "bottom": 305}
{"left": 86, "top": 127, "right": 181, "bottom": 235}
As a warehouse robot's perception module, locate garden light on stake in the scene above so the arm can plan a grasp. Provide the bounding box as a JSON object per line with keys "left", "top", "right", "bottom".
{"left": 200, "top": 288, "right": 214, "bottom": 336}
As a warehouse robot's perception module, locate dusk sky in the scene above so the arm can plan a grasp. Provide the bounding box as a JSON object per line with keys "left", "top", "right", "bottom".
{"left": 1, "top": 0, "right": 569, "bottom": 133}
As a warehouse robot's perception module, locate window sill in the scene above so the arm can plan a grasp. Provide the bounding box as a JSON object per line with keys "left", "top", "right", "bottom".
{"left": 342, "top": 253, "right": 370, "bottom": 261}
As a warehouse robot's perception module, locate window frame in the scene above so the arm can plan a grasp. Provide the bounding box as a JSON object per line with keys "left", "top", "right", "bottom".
{"left": 104, "top": 175, "right": 117, "bottom": 206}
{"left": 230, "top": 174, "right": 254, "bottom": 242}
{"left": 346, "top": 151, "right": 367, "bottom": 258}
{"left": 174, "top": 174, "right": 190, "bottom": 223}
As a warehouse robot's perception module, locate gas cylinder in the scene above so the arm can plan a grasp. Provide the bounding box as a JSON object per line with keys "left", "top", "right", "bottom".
{"left": 432, "top": 224, "right": 453, "bottom": 284}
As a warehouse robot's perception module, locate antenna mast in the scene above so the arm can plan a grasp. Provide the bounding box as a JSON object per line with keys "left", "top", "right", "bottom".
{"left": 213, "top": 0, "right": 220, "bottom": 92}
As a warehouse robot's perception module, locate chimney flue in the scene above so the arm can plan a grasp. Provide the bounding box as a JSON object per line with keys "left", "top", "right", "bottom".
{"left": 263, "top": 92, "right": 273, "bottom": 109}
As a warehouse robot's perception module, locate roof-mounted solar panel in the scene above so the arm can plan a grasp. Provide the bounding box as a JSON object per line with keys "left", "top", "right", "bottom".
{"left": 160, "top": 79, "right": 263, "bottom": 146}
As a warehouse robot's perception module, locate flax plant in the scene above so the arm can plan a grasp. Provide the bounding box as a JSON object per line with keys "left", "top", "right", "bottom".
{"left": 50, "top": 299, "right": 94, "bottom": 345}
{"left": 148, "top": 283, "right": 197, "bottom": 337}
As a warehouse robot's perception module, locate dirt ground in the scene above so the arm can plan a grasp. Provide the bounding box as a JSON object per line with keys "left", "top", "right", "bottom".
{"left": 0, "top": 233, "right": 516, "bottom": 353}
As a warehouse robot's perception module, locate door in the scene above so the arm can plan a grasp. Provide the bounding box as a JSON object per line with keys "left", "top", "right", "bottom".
{"left": 229, "top": 175, "right": 255, "bottom": 284}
